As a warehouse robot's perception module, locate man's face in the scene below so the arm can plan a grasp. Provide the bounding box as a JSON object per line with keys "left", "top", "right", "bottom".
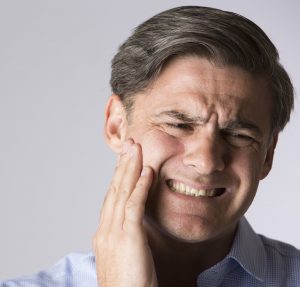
{"left": 118, "top": 56, "right": 276, "bottom": 243}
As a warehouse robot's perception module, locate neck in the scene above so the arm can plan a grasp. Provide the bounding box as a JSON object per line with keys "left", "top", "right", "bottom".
{"left": 144, "top": 218, "right": 237, "bottom": 287}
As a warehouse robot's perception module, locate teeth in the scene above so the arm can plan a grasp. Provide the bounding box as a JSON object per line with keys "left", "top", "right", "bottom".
{"left": 168, "top": 180, "right": 222, "bottom": 198}
{"left": 190, "top": 188, "right": 197, "bottom": 196}
{"left": 180, "top": 183, "right": 185, "bottom": 192}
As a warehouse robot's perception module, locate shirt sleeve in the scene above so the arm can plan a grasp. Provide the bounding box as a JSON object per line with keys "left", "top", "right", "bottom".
{"left": 0, "top": 252, "right": 98, "bottom": 287}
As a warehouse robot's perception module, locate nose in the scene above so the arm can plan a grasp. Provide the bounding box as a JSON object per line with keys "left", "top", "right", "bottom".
{"left": 182, "top": 130, "right": 225, "bottom": 175}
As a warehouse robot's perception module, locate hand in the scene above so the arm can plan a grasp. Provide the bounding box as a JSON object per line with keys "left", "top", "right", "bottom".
{"left": 93, "top": 139, "right": 158, "bottom": 287}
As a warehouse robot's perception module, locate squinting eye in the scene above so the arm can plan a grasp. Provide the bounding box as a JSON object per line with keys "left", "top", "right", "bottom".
{"left": 224, "top": 132, "right": 255, "bottom": 147}
{"left": 166, "top": 123, "right": 193, "bottom": 131}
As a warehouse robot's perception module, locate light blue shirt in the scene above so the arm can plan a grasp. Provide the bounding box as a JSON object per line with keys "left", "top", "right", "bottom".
{"left": 1, "top": 217, "right": 300, "bottom": 286}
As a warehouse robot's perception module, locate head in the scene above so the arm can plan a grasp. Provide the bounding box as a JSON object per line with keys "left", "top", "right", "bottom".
{"left": 105, "top": 6, "right": 294, "bottom": 243}
{"left": 111, "top": 6, "right": 293, "bottom": 135}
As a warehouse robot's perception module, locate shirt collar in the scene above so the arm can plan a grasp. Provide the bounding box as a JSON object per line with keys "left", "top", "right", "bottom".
{"left": 228, "top": 216, "right": 267, "bottom": 282}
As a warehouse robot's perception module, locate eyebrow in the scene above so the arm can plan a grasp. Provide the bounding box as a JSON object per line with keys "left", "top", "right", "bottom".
{"left": 154, "top": 110, "right": 206, "bottom": 123}
{"left": 154, "top": 110, "right": 263, "bottom": 137}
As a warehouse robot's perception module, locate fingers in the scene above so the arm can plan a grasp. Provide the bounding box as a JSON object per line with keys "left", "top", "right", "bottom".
{"left": 111, "top": 143, "right": 143, "bottom": 228}
{"left": 93, "top": 140, "right": 157, "bottom": 287}
{"left": 98, "top": 139, "right": 153, "bottom": 233}
{"left": 124, "top": 166, "right": 153, "bottom": 228}
{"left": 99, "top": 139, "right": 135, "bottom": 230}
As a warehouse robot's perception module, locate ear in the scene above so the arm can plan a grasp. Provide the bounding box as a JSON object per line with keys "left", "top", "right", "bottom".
{"left": 104, "top": 94, "right": 128, "bottom": 153}
{"left": 259, "top": 133, "right": 278, "bottom": 180}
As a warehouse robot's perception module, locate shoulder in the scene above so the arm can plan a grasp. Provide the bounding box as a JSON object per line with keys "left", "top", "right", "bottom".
{"left": 260, "top": 234, "right": 300, "bottom": 261}
{"left": 259, "top": 235, "right": 300, "bottom": 284}
{"left": 0, "top": 252, "right": 97, "bottom": 287}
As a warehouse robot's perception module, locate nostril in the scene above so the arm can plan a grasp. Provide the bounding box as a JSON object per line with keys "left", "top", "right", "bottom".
{"left": 183, "top": 147, "right": 225, "bottom": 175}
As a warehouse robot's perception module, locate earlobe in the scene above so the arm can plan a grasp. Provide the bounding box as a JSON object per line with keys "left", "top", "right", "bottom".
{"left": 104, "top": 94, "right": 127, "bottom": 153}
{"left": 259, "top": 133, "right": 278, "bottom": 180}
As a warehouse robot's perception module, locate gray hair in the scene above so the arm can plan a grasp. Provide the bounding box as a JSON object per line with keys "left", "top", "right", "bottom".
{"left": 110, "top": 6, "right": 294, "bottom": 133}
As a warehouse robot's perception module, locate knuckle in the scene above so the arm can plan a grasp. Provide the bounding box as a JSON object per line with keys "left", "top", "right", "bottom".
{"left": 125, "top": 199, "right": 136, "bottom": 210}
{"left": 112, "top": 195, "right": 121, "bottom": 205}
{"left": 101, "top": 193, "right": 109, "bottom": 207}
{"left": 114, "top": 163, "right": 120, "bottom": 172}
{"left": 125, "top": 200, "right": 140, "bottom": 214}
{"left": 109, "top": 184, "right": 119, "bottom": 195}
{"left": 113, "top": 191, "right": 127, "bottom": 205}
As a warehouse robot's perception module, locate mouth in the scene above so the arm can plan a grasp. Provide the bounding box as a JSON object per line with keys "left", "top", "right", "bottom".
{"left": 166, "top": 179, "right": 226, "bottom": 198}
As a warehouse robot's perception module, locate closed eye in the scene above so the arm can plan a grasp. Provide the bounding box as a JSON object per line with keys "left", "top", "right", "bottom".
{"left": 223, "top": 131, "right": 256, "bottom": 147}
{"left": 166, "top": 122, "right": 194, "bottom": 131}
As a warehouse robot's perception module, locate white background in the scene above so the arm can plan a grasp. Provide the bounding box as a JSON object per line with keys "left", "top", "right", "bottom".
{"left": 0, "top": 0, "right": 299, "bottom": 280}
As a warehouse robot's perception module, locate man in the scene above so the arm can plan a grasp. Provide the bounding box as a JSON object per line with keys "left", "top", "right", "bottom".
{"left": 1, "top": 5, "right": 299, "bottom": 287}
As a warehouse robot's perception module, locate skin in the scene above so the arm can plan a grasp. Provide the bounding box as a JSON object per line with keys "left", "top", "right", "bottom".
{"left": 93, "top": 56, "right": 278, "bottom": 286}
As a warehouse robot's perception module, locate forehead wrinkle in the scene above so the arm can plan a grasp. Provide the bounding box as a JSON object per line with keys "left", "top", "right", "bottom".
{"left": 153, "top": 94, "right": 237, "bottom": 124}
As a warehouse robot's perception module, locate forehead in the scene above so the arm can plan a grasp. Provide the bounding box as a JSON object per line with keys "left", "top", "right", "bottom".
{"left": 132, "top": 56, "right": 272, "bottom": 130}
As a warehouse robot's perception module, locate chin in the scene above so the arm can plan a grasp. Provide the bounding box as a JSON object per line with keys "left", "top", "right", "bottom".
{"left": 145, "top": 212, "right": 222, "bottom": 244}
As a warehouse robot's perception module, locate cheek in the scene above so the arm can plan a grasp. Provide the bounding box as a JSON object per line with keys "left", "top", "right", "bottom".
{"left": 230, "top": 148, "right": 265, "bottom": 190}
{"left": 133, "top": 130, "right": 182, "bottom": 169}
